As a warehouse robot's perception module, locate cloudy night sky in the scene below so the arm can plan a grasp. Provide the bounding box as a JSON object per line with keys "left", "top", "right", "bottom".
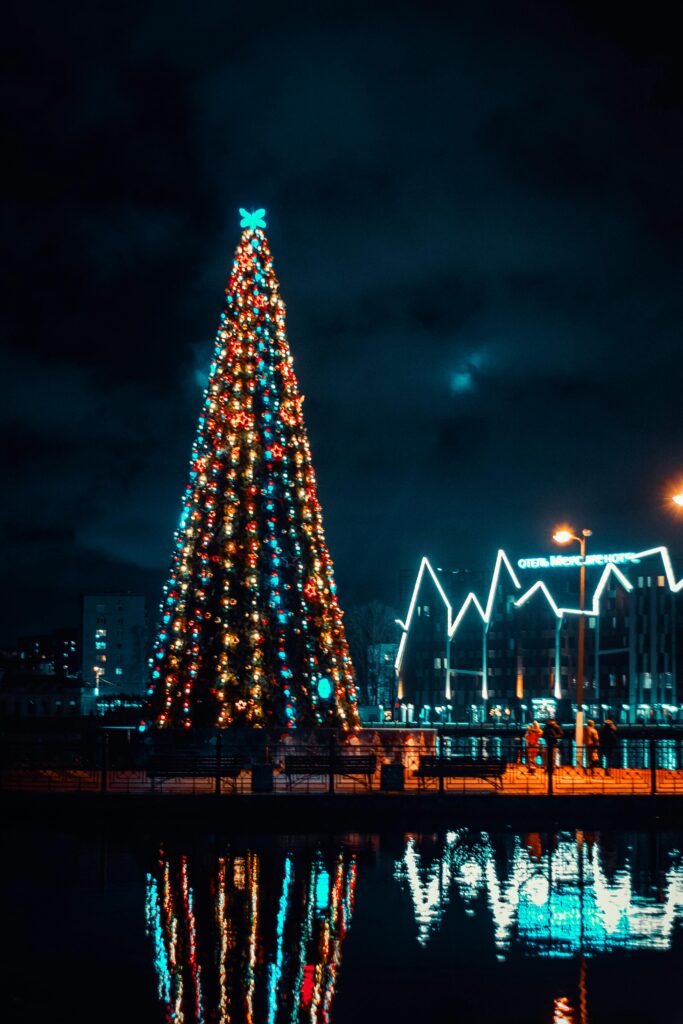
{"left": 3, "top": 1, "right": 682, "bottom": 643}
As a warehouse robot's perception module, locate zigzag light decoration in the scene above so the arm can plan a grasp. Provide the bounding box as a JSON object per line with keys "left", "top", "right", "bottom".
{"left": 396, "top": 546, "right": 682, "bottom": 701}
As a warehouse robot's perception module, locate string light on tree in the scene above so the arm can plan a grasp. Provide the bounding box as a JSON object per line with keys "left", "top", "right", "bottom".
{"left": 145, "top": 209, "right": 358, "bottom": 730}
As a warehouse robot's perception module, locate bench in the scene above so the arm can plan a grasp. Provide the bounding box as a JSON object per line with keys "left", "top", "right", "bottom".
{"left": 146, "top": 753, "right": 244, "bottom": 787}
{"left": 415, "top": 755, "right": 507, "bottom": 791}
{"left": 283, "top": 754, "right": 377, "bottom": 789}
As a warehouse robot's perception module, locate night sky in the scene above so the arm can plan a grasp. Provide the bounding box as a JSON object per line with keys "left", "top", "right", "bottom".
{"left": 3, "top": 1, "right": 682, "bottom": 644}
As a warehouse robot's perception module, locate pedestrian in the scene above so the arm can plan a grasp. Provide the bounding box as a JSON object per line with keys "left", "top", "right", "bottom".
{"left": 525, "top": 720, "right": 542, "bottom": 773}
{"left": 543, "top": 718, "right": 564, "bottom": 769}
{"left": 403, "top": 733, "right": 419, "bottom": 772}
{"left": 525, "top": 832, "right": 543, "bottom": 861}
{"left": 585, "top": 719, "right": 600, "bottom": 774}
{"left": 600, "top": 718, "right": 618, "bottom": 775}
{"left": 553, "top": 996, "right": 575, "bottom": 1022}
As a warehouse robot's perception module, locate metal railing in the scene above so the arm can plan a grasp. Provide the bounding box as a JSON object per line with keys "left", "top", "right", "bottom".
{"left": 2, "top": 730, "right": 683, "bottom": 797}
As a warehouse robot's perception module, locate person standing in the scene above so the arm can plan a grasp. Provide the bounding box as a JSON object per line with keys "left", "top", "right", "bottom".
{"left": 525, "top": 720, "right": 542, "bottom": 774}
{"left": 543, "top": 718, "right": 564, "bottom": 769}
{"left": 600, "top": 719, "right": 618, "bottom": 776}
{"left": 585, "top": 719, "right": 600, "bottom": 775}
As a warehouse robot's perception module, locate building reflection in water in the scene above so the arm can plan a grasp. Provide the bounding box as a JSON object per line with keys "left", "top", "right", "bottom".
{"left": 394, "top": 829, "right": 683, "bottom": 957}
{"left": 145, "top": 844, "right": 357, "bottom": 1023}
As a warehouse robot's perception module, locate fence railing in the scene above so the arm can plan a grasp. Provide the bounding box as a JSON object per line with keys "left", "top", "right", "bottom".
{"left": 3, "top": 732, "right": 683, "bottom": 797}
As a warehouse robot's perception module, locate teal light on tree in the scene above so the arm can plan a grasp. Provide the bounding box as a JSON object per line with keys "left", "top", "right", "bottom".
{"left": 239, "top": 207, "right": 267, "bottom": 230}
{"left": 317, "top": 677, "right": 332, "bottom": 700}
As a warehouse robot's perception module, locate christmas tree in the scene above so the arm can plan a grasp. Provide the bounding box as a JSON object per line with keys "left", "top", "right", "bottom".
{"left": 147, "top": 209, "right": 358, "bottom": 730}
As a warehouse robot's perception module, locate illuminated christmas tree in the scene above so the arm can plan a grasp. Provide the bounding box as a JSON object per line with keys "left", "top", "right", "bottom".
{"left": 147, "top": 209, "right": 358, "bottom": 729}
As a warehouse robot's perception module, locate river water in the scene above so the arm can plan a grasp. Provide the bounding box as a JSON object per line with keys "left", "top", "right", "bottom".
{"left": 4, "top": 824, "right": 683, "bottom": 1023}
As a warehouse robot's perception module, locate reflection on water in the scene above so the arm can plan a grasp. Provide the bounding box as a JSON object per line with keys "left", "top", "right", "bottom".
{"left": 136, "top": 830, "right": 683, "bottom": 1023}
{"left": 145, "top": 844, "right": 356, "bottom": 1024}
{"left": 393, "top": 829, "right": 683, "bottom": 956}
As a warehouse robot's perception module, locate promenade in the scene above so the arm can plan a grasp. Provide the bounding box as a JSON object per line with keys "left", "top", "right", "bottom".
{"left": 3, "top": 729, "right": 683, "bottom": 799}
{"left": 3, "top": 762, "right": 683, "bottom": 796}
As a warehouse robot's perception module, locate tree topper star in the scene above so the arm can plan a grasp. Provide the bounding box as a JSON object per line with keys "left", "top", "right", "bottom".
{"left": 239, "top": 207, "right": 267, "bottom": 230}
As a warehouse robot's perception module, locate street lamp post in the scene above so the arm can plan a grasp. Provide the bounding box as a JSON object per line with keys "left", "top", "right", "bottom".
{"left": 553, "top": 527, "right": 593, "bottom": 756}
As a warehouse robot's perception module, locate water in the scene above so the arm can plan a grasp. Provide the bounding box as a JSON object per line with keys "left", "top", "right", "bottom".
{"left": 4, "top": 824, "right": 683, "bottom": 1023}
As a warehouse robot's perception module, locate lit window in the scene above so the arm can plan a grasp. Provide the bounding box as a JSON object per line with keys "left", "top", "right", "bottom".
{"left": 115, "top": 668, "right": 123, "bottom": 676}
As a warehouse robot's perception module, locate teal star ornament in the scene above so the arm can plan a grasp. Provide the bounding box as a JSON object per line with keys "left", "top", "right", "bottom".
{"left": 239, "top": 207, "right": 267, "bottom": 230}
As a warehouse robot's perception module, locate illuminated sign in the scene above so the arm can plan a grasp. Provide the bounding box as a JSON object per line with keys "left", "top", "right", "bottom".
{"left": 517, "top": 552, "right": 640, "bottom": 570}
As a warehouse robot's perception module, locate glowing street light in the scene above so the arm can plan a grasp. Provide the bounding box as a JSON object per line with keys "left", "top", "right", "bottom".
{"left": 552, "top": 526, "right": 592, "bottom": 754}
{"left": 673, "top": 493, "right": 683, "bottom": 507}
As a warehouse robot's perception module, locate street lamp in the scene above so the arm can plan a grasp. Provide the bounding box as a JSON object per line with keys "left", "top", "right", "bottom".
{"left": 93, "top": 664, "right": 103, "bottom": 698}
{"left": 673, "top": 493, "right": 683, "bottom": 507}
{"left": 552, "top": 526, "right": 593, "bottom": 754}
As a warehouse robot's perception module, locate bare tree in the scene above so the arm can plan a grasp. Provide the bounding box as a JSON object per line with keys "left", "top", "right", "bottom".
{"left": 344, "top": 601, "right": 400, "bottom": 703}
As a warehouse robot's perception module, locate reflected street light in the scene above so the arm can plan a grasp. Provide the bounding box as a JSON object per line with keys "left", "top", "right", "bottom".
{"left": 553, "top": 526, "right": 593, "bottom": 754}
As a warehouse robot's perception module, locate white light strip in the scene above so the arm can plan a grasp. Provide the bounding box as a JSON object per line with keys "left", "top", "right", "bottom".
{"left": 448, "top": 592, "right": 486, "bottom": 638}
{"left": 514, "top": 581, "right": 563, "bottom": 618}
{"left": 394, "top": 557, "right": 430, "bottom": 672}
{"left": 395, "top": 557, "right": 453, "bottom": 672}
{"left": 591, "top": 562, "right": 634, "bottom": 610}
{"left": 558, "top": 562, "right": 635, "bottom": 616}
{"left": 634, "top": 546, "right": 683, "bottom": 593}
{"left": 485, "top": 549, "right": 522, "bottom": 622}
{"left": 396, "top": 545, "right": 681, "bottom": 680}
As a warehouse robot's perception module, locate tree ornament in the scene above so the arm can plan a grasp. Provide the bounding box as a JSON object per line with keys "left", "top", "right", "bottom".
{"left": 239, "top": 207, "right": 267, "bottom": 230}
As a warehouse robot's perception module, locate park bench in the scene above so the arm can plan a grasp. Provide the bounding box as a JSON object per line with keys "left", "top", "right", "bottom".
{"left": 146, "top": 752, "right": 244, "bottom": 787}
{"left": 415, "top": 755, "right": 507, "bottom": 791}
{"left": 283, "top": 754, "right": 377, "bottom": 789}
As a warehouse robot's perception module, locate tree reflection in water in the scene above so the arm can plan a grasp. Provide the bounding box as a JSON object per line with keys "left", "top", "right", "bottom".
{"left": 146, "top": 844, "right": 356, "bottom": 1024}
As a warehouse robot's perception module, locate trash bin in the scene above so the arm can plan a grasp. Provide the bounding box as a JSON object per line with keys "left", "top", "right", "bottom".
{"left": 380, "top": 762, "right": 405, "bottom": 792}
{"left": 251, "top": 763, "right": 274, "bottom": 793}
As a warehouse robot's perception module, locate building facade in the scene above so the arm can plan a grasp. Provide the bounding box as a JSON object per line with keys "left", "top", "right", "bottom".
{"left": 0, "top": 672, "right": 96, "bottom": 718}
{"left": 17, "top": 628, "right": 80, "bottom": 677}
{"left": 82, "top": 594, "right": 147, "bottom": 696}
{"left": 396, "top": 546, "right": 682, "bottom": 724}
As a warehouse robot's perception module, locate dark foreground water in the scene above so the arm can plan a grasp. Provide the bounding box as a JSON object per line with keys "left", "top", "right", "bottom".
{"left": 3, "top": 823, "right": 683, "bottom": 1023}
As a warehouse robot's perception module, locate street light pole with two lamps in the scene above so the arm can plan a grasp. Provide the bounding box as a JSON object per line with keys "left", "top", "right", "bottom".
{"left": 552, "top": 526, "right": 593, "bottom": 756}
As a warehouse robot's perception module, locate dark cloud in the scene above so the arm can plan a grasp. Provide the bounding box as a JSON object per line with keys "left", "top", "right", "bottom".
{"left": 2, "top": 0, "right": 682, "bottom": 642}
